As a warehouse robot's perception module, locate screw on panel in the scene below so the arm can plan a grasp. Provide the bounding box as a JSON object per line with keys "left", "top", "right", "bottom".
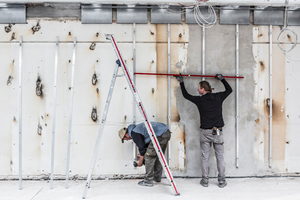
{"left": 7, "top": 75, "right": 13, "bottom": 85}
{"left": 92, "top": 72, "right": 99, "bottom": 85}
{"left": 11, "top": 32, "right": 15, "bottom": 41}
{"left": 5, "top": 24, "right": 12, "bottom": 33}
{"left": 96, "top": 32, "right": 99, "bottom": 37}
{"left": 32, "top": 22, "right": 41, "bottom": 34}
{"left": 36, "top": 76, "right": 43, "bottom": 96}
{"left": 89, "top": 42, "right": 96, "bottom": 50}
{"left": 37, "top": 122, "right": 42, "bottom": 135}
{"left": 91, "top": 107, "right": 98, "bottom": 122}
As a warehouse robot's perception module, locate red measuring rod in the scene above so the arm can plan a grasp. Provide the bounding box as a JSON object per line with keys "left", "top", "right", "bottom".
{"left": 134, "top": 72, "right": 244, "bottom": 79}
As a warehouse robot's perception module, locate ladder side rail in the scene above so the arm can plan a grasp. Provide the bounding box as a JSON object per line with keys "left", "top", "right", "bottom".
{"left": 82, "top": 63, "right": 120, "bottom": 199}
{"left": 107, "top": 34, "right": 180, "bottom": 196}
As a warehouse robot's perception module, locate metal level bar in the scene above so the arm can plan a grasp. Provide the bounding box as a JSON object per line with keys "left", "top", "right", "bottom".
{"left": 18, "top": 36, "right": 23, "bottom": 190}
{"left": 269, "top": 25, "right": 273, "bottom": 168}
{"left": 134, "top": 72, "right": 244, "bottom": 79}
{"left": 167, "top": 23, "right": 171, "bottom": 165}
{"left": 65, "top": 38, "right": 77, "bottom": 189}
{"left": 235, "top": 24, "right": 239, "bottom": 168}
{"left": 82, "top": 63, "right": 120, "bottom": 199}
{"left": 50, "top": 37, "right": 59, "bottom": 189}
{"left": 133, "top": 23, "right": 137, "bottom": 159}
{"left": 107, "top": 34, "right": 180, "bottom": 196}
{"left": 202, "top": 25, "right": 205, "bottom": 81}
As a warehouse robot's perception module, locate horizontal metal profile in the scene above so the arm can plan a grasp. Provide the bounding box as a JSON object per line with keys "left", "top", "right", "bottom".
{"left": 81, "top": 5, "right": 112, "bottom": 24}
{"left": 117, "top": 7, "right": 147, "bottom": 24}
{"left": 151, "top": 6, "right": 181, "bottom": 24}
{"left": 0, "top": 5, "right": 26, "bottom": 24}
{"left": 287, "top": 11, "right": 300, "bottom": 26}
{"left": 27, "top": 3, "right": 80, "bottom": 19}
{"left": 254, "top": 8, "right": 284, "bottom": 25}
{"left": 185, "top": 7, "right": 216, "bottom": 24}
{"left": 220, "top": 7, "right": 250, "bottom": 25}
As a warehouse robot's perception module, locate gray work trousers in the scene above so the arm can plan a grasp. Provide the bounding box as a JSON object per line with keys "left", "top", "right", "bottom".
{"left": 200, "top": 128, "right": 225, "bottom": 182}
{"left": 144, "top": 130, "right": 171, "bottom": 183}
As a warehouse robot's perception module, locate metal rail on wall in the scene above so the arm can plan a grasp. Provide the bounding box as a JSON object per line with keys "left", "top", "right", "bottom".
{"left": 269, "top": 25, "right": 273, "bottom": 168}
{"left": 18, "top": 36, "right": 23, "bottom": 190}
{"left": 65, "top": 38, "right": 77, "bottom": 189}
{"left": 167, "top": 23, "right": 171, "bottom": 164}
{"left": 235, "top": 24, "right": 239, "bottom": 168}
{"left": 50, "top": 37, "right": 59, "bottom": 189}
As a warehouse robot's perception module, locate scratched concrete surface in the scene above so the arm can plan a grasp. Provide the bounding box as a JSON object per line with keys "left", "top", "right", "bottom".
{"left": 1, "top": 177, "right": 300, "bottom": 200}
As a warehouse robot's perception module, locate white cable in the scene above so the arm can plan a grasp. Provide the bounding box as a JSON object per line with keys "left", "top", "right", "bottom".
{"left": 194, "top": 1, "right": 217, "bottom": 28}
{"left": 277, "top": 28, "right": 298, "bottom": 54}
{"left": 157, "top": 0, "right": 217, "bottom": 29}
{"left": 277, "top": 0, "right": 298, "bottom": 56}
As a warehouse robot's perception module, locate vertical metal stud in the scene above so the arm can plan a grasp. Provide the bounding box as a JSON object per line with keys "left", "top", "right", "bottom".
{"left": 18, "top": 36, "right": 23, "bottom": 190}
{"left": 269, "top": 25, "right": 273, "bottom": 168}
{"left": 167, "top": 23, "right": 171, "bottom": 164}
{"left": 50, "top": 37, "right": 59, "bottom": 189}
{"left": 235, "top": 24, "right": 239, "bottom": 168}
{"left": 202, "top": 25, "right": 205, "bottom": 81}
{"left": 66, "top": 38, "right": 77, "bottom": 188}
{"left": 133, "top": 23, "right": 137, "bottom": 158}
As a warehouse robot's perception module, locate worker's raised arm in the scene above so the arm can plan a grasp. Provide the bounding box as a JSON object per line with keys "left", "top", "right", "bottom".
{"left": 175, "top": 73, "right": 199, "bottom": 103}
{"left": 215, "top": 74, "right": 232, "bottom": 100}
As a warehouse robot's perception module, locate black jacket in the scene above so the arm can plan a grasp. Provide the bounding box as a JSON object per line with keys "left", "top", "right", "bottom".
{"left": 180, "top": 79, "right": 232, "bottom": 129}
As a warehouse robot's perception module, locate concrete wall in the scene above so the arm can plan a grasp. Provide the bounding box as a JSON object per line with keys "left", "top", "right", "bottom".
{"left": 0, "top": 18, "right": 299, "bottom": 180}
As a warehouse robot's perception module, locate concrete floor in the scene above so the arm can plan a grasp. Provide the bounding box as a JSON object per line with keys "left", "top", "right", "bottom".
{"left": 1, "top": 177, "right": 300, "bottom": 200}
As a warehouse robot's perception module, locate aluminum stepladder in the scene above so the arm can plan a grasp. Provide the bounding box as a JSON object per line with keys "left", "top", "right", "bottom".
{"left": 82, "top": 34, "right": 180, "bottom": 199}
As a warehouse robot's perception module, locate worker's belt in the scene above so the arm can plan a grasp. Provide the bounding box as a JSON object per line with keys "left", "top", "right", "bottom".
{"left": 203, "top": 127, "right": 222, "bottom": 131}
{"left": 203, "top": 127, "right": 222, "bottom": 135}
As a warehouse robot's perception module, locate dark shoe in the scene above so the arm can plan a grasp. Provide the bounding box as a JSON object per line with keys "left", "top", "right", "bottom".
{"left": 138, "top": 180, "right": 153, "bottom": 187}
{"left": 154, "top": 177, "right": 161, "bottom": 182}
{"left": 200, "top": 179, "right": 208, "bottom": 187}
{"left": 218, "top": 180, "right": 227, "bottom": 188}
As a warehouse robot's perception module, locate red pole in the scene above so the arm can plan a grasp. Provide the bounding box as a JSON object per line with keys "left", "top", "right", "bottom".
{"left": 134, "top": 72, "right": 244, "bottom": 79}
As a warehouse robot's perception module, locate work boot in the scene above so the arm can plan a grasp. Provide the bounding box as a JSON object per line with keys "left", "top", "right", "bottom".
{"left": 200, "top": 179, "right": 208, "bottom": 187}
{"left": 138, "top": 180, "right": 153, "bottom": 187}
{"left": 218, "top": 180, "right": 227, "bottom": 188}
{"left": 154, "top": 176, "right": 161, "bottom": 182}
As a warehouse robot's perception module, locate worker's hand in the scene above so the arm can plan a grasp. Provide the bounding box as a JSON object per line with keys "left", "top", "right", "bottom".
{"left": 215, "top": 74, "right": 224, "bottom": 80}
{"left": 136, "top": 160, "right": 143, "bottom": 167}
{"left": 174, "top": 73, "right": 183, "bottom": 82}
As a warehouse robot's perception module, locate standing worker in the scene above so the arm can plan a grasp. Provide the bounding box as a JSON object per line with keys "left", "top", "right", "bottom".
{"left": 175, "top": 73, "right": 232, "bottom": 188}
{"left": 118, "top": 122, "right": 171, "bottom": 187}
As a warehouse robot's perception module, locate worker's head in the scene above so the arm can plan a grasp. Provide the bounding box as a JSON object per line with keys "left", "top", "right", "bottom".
{"left": 198, "top": 81, "right": 213, "bottom": 94}
{"left": 118, "top": 127, "right": 131, "bottom": 143}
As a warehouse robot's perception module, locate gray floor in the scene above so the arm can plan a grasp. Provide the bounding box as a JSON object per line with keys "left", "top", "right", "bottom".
{"left": 1, "top": 177, "right": 300, "bottom": 200}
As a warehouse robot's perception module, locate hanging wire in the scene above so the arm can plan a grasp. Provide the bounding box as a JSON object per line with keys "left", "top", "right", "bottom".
{"left": 157, "top": 0, "right": 217, "bottom": 28}
{"left": 277, "top": 0, "right": 299, "bottom": 58}
{"left": 194, "top": 1, "right": 217, "bottom": 28}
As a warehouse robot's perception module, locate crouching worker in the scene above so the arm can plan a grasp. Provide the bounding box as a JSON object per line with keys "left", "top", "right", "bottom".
{"left": 118, "top": 122, "right": 171, "bottom": 187}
